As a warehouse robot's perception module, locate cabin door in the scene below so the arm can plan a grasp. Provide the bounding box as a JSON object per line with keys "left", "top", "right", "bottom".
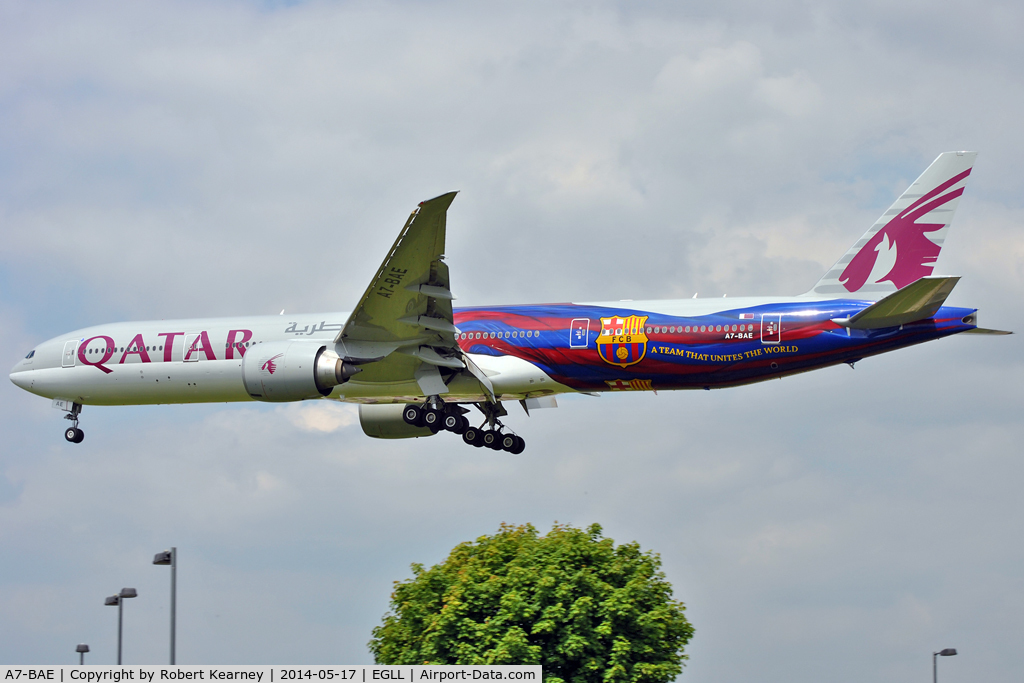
{"left": 760, "top": 314, "right": 781, "bottom": 344}
{"left": 569, "top": 318, "right": 590, "bottom": 348}
{"left": 62, "top": 340, "right": 79, "bottom": 368}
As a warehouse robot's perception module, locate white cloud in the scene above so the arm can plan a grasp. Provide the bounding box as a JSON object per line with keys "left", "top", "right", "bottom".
{"left": 281, "top": 401, "right": 358, "bottom": 434}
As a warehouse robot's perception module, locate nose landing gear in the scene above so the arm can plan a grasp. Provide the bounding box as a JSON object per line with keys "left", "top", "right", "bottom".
{"left": 63, "top": 402, "right": 84, "bottom": 443}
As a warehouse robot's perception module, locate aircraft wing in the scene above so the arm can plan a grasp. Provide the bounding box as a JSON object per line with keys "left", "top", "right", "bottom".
{"left": 334, "top": 192, "right": 479, "bottom": 396}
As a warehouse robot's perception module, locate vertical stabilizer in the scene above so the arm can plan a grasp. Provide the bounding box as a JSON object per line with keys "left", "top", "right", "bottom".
{"left": 810, "top": 152, "right": 976, "bottom": 298}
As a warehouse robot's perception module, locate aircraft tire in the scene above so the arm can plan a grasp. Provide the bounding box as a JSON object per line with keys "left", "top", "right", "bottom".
{"left": 422, "top": 408, "right": 442, "bottom": 429}
{"left": 444, "top": 414, "right": 467, "bottom": 434}
{"left": 463, "top": 426, "right": 484, "bottom": 447}
{"left": 510, "top": 436, "right": 525, "bottom": 455}
{"left": 402, "top": 404, "right": 424, "bottom": 427}
{"left": 75, "top": 429, "right": 85, "bottom": 443}
{"left": 65, "top": 427, "right": 77, "bottom": 443}
{"left": 500, "top": 434, "right": 517, "bottom": 451}
{"left": 482, "top": 430, "right": 502, "bottom": 450}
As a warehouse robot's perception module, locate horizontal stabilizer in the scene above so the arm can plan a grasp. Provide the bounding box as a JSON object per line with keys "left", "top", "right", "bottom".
{"left": 834, "top": 276, "right": 960, "bottom": 329}
{"left": 961, "top": 327, "right": 1013, "bottom": 335}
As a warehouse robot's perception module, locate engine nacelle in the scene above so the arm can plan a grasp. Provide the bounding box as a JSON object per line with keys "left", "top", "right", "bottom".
{"left": 359, "top": 404, "right": 435, "bottom": 439}
{"left": 242, "top": 341, "right": 359, "bottom": 402}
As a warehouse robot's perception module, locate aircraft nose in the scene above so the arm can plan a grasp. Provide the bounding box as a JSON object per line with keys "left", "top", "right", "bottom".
{"left": 9, "top": 370, "right": 31, "bottom": 390}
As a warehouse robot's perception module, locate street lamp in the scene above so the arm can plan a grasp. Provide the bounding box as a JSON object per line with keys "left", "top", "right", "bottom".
{"left": 104, "top": 588, "right": 137, "bottom": 664}
{"left": 153, "top": 547, "right": 177, "bottom": 664}
{"left": 75, "top": 644, "right": 89, "bottom": 665}
{"left": 933, "top": 648, "right": 957, "bottom": 683}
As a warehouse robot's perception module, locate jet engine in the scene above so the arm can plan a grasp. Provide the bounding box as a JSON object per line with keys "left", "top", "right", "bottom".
{"left": 242, "top": 341, "right": 359, "bottom": 402}
{"left": 359, "top": 404, "right": 435, "bottom": 439}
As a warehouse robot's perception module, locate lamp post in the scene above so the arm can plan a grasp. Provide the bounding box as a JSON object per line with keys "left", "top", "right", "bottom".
{"left": 933, "top": 648, "right": 957, "bottom": 683}
{"left": 153, "top": 547, "right": 177, "bottom": 664}
{"left": 75, "top": 644, "right": 89, "bottom": 665}
{"left": 104, "top": 588, "right": 137, "bottom": 664}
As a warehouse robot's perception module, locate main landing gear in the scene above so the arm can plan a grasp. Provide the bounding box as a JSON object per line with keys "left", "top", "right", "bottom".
{"left": 402, "top": 399, "right": 526, "bottom": 454}
{"left": 461, "top": 425, "right": 526, "bottom": 454}
{"left": 63, "top": 402, "right": 84, "bottom": 443}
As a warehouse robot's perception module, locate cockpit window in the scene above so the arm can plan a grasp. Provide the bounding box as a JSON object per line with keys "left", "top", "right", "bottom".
{"left": 25, "top": 350, "right": 35, "bottom": 359}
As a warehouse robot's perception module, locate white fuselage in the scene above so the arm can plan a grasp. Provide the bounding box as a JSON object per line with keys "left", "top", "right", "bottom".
{"left": 8, "top": 310, "right": 574, "bottom": 406}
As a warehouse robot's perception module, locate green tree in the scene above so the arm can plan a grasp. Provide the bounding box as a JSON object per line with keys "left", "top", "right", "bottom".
{"left": 369, "top": 523, "right": 694, "bottom": 683}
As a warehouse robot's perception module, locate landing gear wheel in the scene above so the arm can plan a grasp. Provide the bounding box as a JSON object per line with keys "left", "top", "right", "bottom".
{"left": 500, "top": 433, "right": 517, "bottom": 452}
{"left": 422, "top": 408, "right": 442, "bottom": 430}
{"left": 402, "top": 404, "right": 424, "bottom": 427}
{"left": 444, "top": 413, "right": 467, "bottom": 434}
{"left": 62, "top": 402, "right": 85, "bottom": 444}
{"left": 510, "top": 435, "right": 525, "bottom": 455}
{"left": 463, "top": 426, "right": 484, "bottom": 447}
{"left": 482, "top": 430, "right": 503, "bottom": 450}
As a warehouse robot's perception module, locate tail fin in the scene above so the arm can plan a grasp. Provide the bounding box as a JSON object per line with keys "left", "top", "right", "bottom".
{"left": 810, "top": 151, "right": 977, "bottom": 298}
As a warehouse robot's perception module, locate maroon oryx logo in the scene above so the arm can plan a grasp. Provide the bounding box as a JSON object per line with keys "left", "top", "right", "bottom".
{"left": 261, "top": 353, "right": 284, "bottom": 374}
{"left": 840, "top": 168, "right": 970, "bottom": 292}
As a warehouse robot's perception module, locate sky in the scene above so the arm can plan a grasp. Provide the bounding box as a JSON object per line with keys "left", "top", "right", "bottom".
{"left": 1, "top": 0, "right": 1022, "bottom": 679}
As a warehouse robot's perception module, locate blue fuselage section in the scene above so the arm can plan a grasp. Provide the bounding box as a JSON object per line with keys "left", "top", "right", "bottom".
{"left": 452, "top": 299, "right": 976, "bottom": 392}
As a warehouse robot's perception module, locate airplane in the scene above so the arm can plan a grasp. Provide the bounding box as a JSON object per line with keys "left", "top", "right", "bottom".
{"left": 9, "top": 151, "right": 1010, "bottom": 453}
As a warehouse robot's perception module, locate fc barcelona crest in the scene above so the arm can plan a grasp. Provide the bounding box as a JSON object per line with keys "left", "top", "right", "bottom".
{"left": 596, "top": 315, "right": 649, "bottom": 368}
